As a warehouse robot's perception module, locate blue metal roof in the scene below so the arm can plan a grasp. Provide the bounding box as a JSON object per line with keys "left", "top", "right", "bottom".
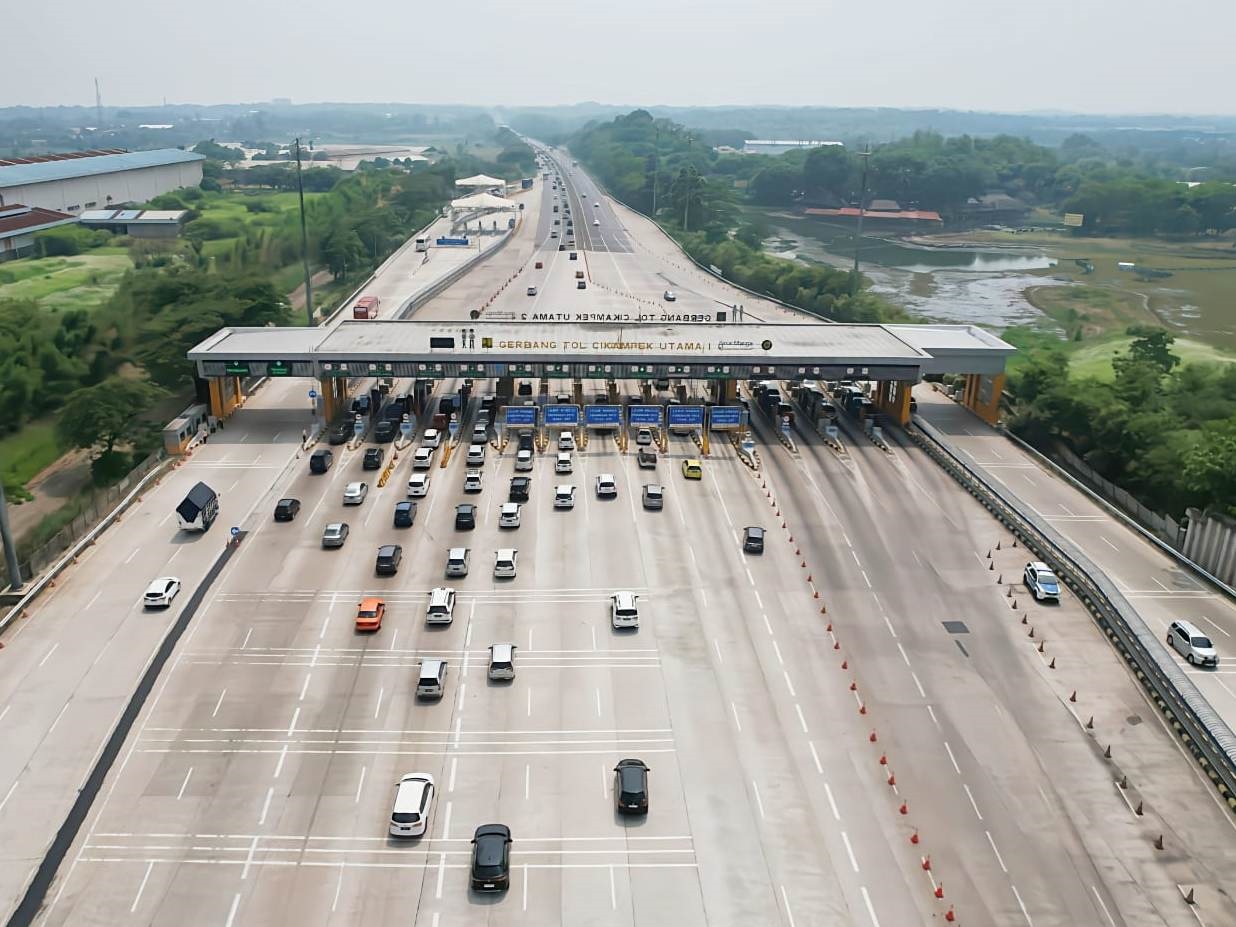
{"left": 0, "top": 149, "right": 205, "bottom": 188}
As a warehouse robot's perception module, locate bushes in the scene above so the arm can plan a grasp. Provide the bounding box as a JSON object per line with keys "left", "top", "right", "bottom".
{"left": 34, "top": 225, "right": 110, "bottom": 257}
{"left": 183, "top": 215, "right": 245, "bottom": 243}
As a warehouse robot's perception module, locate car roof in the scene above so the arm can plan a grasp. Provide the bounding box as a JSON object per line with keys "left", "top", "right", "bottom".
{"left": 395, "top": 500, "right": 413, "bottom": 508}
{"left": 456, "top": 503, "right": 474, "bottom": 511}
{"left": 685, "top": 458, "right": 701, "bottom": 466}
{"left": 496, "top": 548, "right": 517, "bottom": 558}
{"left": 393, "top": 774, "right": 432, "bottom": 811}
{"left": 147, "top": 576, "right": 177, "bottom": 587}
{"left": 325, "top": 522, "right": 345, "bottom": 531}
{"left": 346, "top": 481, "right": 364, "bottom": 490}
{"left": 430, "top": 587, "right": 453, "bottom": 601}
{"left": 501, "top": 502, "right": 520, "bottom": 511}
{"left": 599, "top": 473, "right": 615, "bottom": 480}
{"left": 746, "top": 526, "right": 764, "bottom": 535}
{"left": 490, "top": 642, "right": 515, "bottom": 658}
{"left": 359, "top": 596, "right": 383, "bottom": 608}
{"left": 613, "top": 590, "right": 637, "bottom": 604}
{"left": 277, "top": 497, "right": 298, "bottom": 505}
{"left": 475, "top": 823, "right": 511, "bottom": 839}
{"left": 616, "top": 757, "right": 648, "bottom": 768}
{"left": 556, "top": 484, "right": 574, "bottom": 493}
{"left": 448, "top": 547, "right": 468, "bottom": 556}
{"left": 378, "top": 544, "right": 399, "bottom": 555}
{"left": 466, "top": 468, "right": 482, "bottom": 476}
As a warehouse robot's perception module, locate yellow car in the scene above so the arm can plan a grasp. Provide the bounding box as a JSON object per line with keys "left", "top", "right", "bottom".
{"left": 681, "top": 459, "right": 703, "bottom": 480}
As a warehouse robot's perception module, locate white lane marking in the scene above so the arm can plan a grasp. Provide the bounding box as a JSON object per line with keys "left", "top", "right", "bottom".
{"left": 1091, "top": 885, "right": 1117, "bottom": 927}
{"left": 176, "top": 768, "right": 193, "bottom": 801}
{"left": 783, "top": 671, "right": 796, "bottom": 698}
{"left": 435, "top": 852, "right": 446, "bottom": 899}
{"left": 38, "top": 642, "right": 59, "bottom": 667}
{"left": 85, "top": 589, "right": 105, "bottom": 609}
{"left": 442, "top": 801, "right": 452, "bottom": 840}
{"left": 595, "top": 688, "right": 602, "bottom": 717}
{"left": 124, "top": 548, "right": 140, "bottom": 565}
{"left": 762, "top": 613, "right": 773, "bottom": 636}
{"left": 331, "top": 862, "right": 344, "bottom": 912}
{"left": 448, "top": 757, "right": 458, "bottom": 793}
{"left": 274, "top": 745, "right": 288, "bottom": 779}
{"left": 911, "top": 550, "right": 923, "bottom": 566}
{"left": 373, "top": 688, "right": 384, "bottom": 720}
{"left": 943, "top": 741, "right": 961, "bottom": 775}
{"left": 1012, "top": 884, "right": 1033, "bottom": 924}
{"left": 47, "top": 702, "right": 70, "bottom": 736}
{"left": 1153, "top": 577, "right": 1170, "bottom": 591}
{"left": 319, "top": 614, "right": 330, "bottom": 639}
{"left": 286, "top": 707, "right": 300, "bottom": 736}
{"left": 861, "top": 570, "right": 872, "bottom": 588}
{"left": 963, "top": 783, "right": 983, "bottom": 820}
{"left": 241, "top": 835, "right": 259, "bottom": 879}
{"left": 224, "top": 893, "right": 241, "bottom": 927}
{"left": 525, "top": 764, "right": 531, "bottom": 801}
{"left": 850, "top": 549, "right": 862, "bottom": 568}
{"left": 730, "top": 702, "right": 742, "bottom": 732}
{"left": 794, "top": 704, "right": 808, "bottom": 733}
{"left": 753, "top": 590, "right": 764, "bottom": 610}
{"left": 713, "top": 639, "right": 723, "bottom": 663}
{"left": 1100, "top": 536, "right": 1120, "bottom": 551}
{"left": 752, "top": 780, "right": 765, "bottom": 819}
{"left": 211, "top": 689, "right": 227, "bottom": 718}
{"left": 0, "top": 705, "right": 8, "bottom": 724}
{"left": 609, "top": 864, "right": 617, "bottom": 909}
{"left": 130, "top": 860, "right": 155, "bottom": 912}
{"left": 1059, "top": 503, "right": 1076, "bottom": 516}
{"left": 298, "top": 674, "right": 312, "bottom": 701}
{"left": 526, "top": 687, "right": 532, "bottom": 717}
{"left": 1196, "top": 614, "right": 1231, "bottom": 638}
{"left": 841, "top": 831, "right": 859, "bottom": 872}
{"left": 591, "top": 626, "right": 597, "bottom": 651}
{"left": 0, "top": 780, "right": 20, "bottom": 815}
{"left": 159, "top": 511, "right": 174, "bottom": 527}
{"left": 258, "top": 788, "right": 274, "bottom": 826}
{"left": 228, "top": 479, "right": 240, "bottom": 493}
{"left": 823, "top": 782, "right": 839, "bottom": 820}
{"left": 354, "top": 766, "right": 366, "bottom": 803}
{"left": 240, "top": 628, "right": 253, "bottom": 650}
{"left": 910, "top": 673, "right": 926, "bottom": 699}
{"left": 771, "top": 641, "right": 784, "bottom": 665}
{"left": 388, "top": 629, "right": 399, "bottom": 652}
{"left": 926, "top": 705, "right": 940, "bottom": 727}
{"left": 882, "top": 614, "right": 897, "bottom": 638}
{"left": 781, "top": 885, "right": 798, "bottom": 927}
{"left": 986, "top": 830, "right": 1007, "bottom": 873}
{"left": 807, "top": 742, "right": 824, "bottom": 775}
{"left": 601, "top": 764, "right": 608, "bottom": 798}
{"left": 1022, "top": 474, "right": 1037, "bottom": 487}
{"left": 860, "top": 886, "right": 880, "bottom": 926}
{"left": 896, "top": 643, "right": 911, "bottom": 667}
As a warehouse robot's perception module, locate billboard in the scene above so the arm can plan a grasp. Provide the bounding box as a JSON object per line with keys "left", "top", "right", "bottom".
{"left": 628, "top": 405, "right": 663, "bottom": 425}
{"left": 667, "top": 405, "right": 704, "bottom": 427}
{"left": 544, "top": 404, "right": 580, "bottom": 426}
{"left": 504, "top": 406, "right": 537, "bottom": 427}
{"left": 584, "top": 405, "right": 621, "bottom": 426}
{"left": 709, "top": 406, "right": 743, "bottom": 429}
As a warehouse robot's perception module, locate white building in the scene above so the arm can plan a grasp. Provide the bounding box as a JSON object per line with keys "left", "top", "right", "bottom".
{"left": 0, "top": 149, "right": 206, "bottom": 214}
{"left": 741, "top": 139, "right": 844, "bottom": 155}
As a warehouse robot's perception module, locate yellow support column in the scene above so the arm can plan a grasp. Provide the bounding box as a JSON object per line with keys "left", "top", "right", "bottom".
{"left": 721, "top": 379, "right": 737, "bottom": 403}
{"left": 964, "top": 373, "right": 1005, "bottom": 425}
{"left": 889, "top": 381, "right": 912, "bottom": 425}
{"left": 208, "top": 377, "right": 227, "bottom": 419}
{"left": 320, "top": 376, "right": 338, "bottom": 423}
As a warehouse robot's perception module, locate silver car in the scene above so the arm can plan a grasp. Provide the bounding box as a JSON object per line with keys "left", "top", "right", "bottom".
{"left": 343, "top": 481, "right": 368, "bottom": 505}
{"left": 322, "top": 522, "right": 350, "bottom": 548}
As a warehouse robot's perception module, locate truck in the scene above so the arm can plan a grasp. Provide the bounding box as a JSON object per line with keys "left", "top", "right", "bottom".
{"left": 414, "top": 237, "right": 430, "bottom": 252}
{"left": 176, "top": 481, "right": 219, "bottom": 532}
{"left": 521, "top": 178, "right": 534, "bottom": 190}
{"left": 436, "top": 236, "right": 470, "bottom": 247}
{"left": 352, "top": 295, "right": 381, "bottom": 320}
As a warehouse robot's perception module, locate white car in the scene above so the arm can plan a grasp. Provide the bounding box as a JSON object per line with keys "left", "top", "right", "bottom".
{"left": 426, "top": 587, "right": 456, "bottom": 625}
{"left": 499, "top": 502, "right": 522, "bottom": 528}
{"left": 593, "top": 219, "right": 600, "bottom": 226}
{"left": 611, "top": 591, "right": 639, "bottom": 630}
{"left": 464, "top": 469, "right": 483, "bottom": 493}
{"left": 596, "top": 474, "right": 617, "bottom": 498}
{"left": 527, "top": 286, "right": 538, "bottom": 296}
{"left": 466, "top": 444, "right": 486, "bottom": 465}
{"left": 412, "top": 447, "right": 434, "bottom": 470}
{"left": 408, "top": 474, "right": 430, "bottom": 497}
{"left": 635, "top": 428, "right": 653, "bottom": 446}
{"left": 554, "top": 485, "right": 576, "bottom": 509}
{"left": 515, "top": 449, "right": 534, "bottom": 471}
{"left": 143, "top": 576, "right": 181, "bottom": 609}
{"left": 422, "top": 429, "right": 441, "bottom": 449}
{"left": 558, "top": 432, "right": 576, "bottom": 451}
{"left": 343, "top": 481, "right": 368, "bottom": 505}
{"left": 555, "top": 451, "right": 573, "bottom": 474}
{"left": 494, "top": 548, "right": 518, "bottom": 578}
{"left": 389, "top": 773, "right": 435, "bottom": 838}
{"left": 593, "top": 201, "right": 600, "bottom": 208}
{"left": 663, "top": 290, "right": 677, "bottom": 302}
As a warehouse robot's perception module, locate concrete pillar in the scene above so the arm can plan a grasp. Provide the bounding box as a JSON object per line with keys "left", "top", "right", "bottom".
{"left": 675, "top": 383, "right": 688, "bottom": 404}
{"left": 538, "top": 378, "right": 549, "bottom": 398}
{"left": 721, "top": 379, "right": 737, "bottom": 403}
{"left": 641, "top": 382, "right": 653, "bottom": 402}
{"left": 320, "top": 376, "right": 338, "bottom": 422}
{"left": 888, "top": 381, "right": 912, "bottom": 425}
{"left": 963, "top": 373, "right": 1005, "bottom": 426}
{"left": 573, "top": 379, "right": 584, "bottom": 406}
{"left": 496, "top": 376, "right": 515, "bottom": 400}
{"left": 207, "top": 377, "right": 242, "bottom": 419}
{"left": 607, "top": 380, "right": 618, "bottom": 403}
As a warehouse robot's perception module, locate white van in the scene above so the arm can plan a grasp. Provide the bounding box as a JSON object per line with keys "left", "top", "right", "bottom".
{"left": 416, "top": 659, "right": 448, "bottom": 698}
{"left": 488, "top": 643, "right": 517, "bottom": 681}
{"left": 446, "top": 548, "right": 470, "bottom": 577}
{"left": 426, "top": 587, "right": 456, "bottom": 625}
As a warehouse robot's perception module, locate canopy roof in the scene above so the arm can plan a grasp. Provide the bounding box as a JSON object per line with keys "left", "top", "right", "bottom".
{"left": 450, "top": 192, "right": 516, "bottom": 210}
{"left": 454, "top": 174, "right": 506, "bottom": 187}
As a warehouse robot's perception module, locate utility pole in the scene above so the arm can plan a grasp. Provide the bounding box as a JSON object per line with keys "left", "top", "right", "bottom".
{"left": 651, "top": 125, "right": 660, "bottom": 217}
{"left": 294, "top": 138, "right": 314, "bottom": 325}
{"left": 94, "top": 78, "right": 103, "bottom": 130}
{"left": 0, "top": 481, "right": 23, "bottom": 591}
{"left": 851, "top": 144, "right": 871, "bottom": 295}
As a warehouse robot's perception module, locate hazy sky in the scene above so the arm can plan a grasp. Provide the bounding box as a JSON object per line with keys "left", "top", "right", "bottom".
{"left": 6, "top": 0, "right": 1234, "bottom": 114}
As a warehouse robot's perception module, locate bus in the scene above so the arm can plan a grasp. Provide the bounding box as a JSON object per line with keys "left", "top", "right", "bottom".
{"left": 414, "top": 237, "right": 429, "bottom": 252}
{"left": 352, "top": 295, "right": 381, "bottom": 320}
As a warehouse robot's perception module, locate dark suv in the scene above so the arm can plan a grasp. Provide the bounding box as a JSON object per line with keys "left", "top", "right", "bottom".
{"left": 509, "top": 477, "right": 531, "bottom": 503}
{"left": 273, "top": 498, "right": 301, "bottom": 521}
{"left": 375, "top": 544, "right": 403, "bottom": 575}
{"left": 393, "top": 501, "right": 416, "bottom": 528}
{"left": 373, "top": 420, "right": 396, "bottom": 443}
{"left": 517, "top": 431, "right": 534, "bottom": 452}
{"left": 455, "top": 503, "right": 476, "bottom": 530}
{"left": 363, "top": 447, "right": 384, "bottom": 470}
{"left": 614, "top": 758, "right": 650, "bottom": 815}
{"left": 470, "top": 824, "right": 512, "bottom": 891}
{"left": 742, "top": 526, "right": 765, "bottom": 554}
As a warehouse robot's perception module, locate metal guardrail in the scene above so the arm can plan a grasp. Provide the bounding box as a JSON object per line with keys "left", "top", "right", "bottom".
{"left": 399, "top": 223, "right": 519, "bottom": 320}
{"left": 908, "top": 415, "right": 1236, "bottom": 810}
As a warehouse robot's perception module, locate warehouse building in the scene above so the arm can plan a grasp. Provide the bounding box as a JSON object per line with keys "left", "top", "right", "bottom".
{"left": 0, "top": 203, "right": 77, "bottom": 261}
{"left": 79, "top": 208, "right": 188, "bottom": 239}
{"left": 0, "top": 149, "right": 205, "bottom": 214}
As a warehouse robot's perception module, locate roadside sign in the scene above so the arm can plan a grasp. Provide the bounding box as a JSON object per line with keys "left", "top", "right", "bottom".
{"left": 825, "top": 425, "right": 839, "bottom": 440}
{"left": 448, "top": 421, "right": 459, "bottom": 437}
{"left": 353, "top": 419, "right": 365, "bottom": 435}
{"left": 504, "top": 406, "right": 537, "bottom": 427}
{"left": 709, "top": 406, "right": 742, "bottom": 429}
{"left": 308, "top": 389, "right": 318, "bottom": 400}
{"left": 401, "top": 420, "right": 413, "bottom": 438}
{"left": 628, "top": 405, "right": 662, "bottom": 426}
{"left": 667, "top": 405, "right": 704, "bottom": 427}
{"left": 230, "top": 527, "right": 240, "bottom": 538}
{"left": 224, "top": 362, "right": 250, "bottom": 376}
{"left": 741, "top": 438, "right": 756, "bottom": 455}
{"left": 584, "top": 405, "right": 621, "bottom": 427}
{"left": 544, "top": 404, "right": 580, "bottom": 426}
{"left": 268, "top": 361, "right": 291, "bottom": 377}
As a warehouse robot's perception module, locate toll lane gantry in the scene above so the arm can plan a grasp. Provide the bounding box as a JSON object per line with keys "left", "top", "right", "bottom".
{"left": 188, "top": 319, "right": 1013, "bottom": 425}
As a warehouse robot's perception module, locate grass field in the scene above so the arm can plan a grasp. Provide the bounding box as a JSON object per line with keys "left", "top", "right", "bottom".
{"left": 0, "top": 250, "right": 132, "bottom": 313}
{"left": 1067, "top": 335, "right": 1236, "bottom": 381}
{"left": 0, "top": 420, "right": 63, "bottom": 492}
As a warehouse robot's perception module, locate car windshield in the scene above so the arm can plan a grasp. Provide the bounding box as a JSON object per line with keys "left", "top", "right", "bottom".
{"left": 391, "top": 812, "right": 420, "bottom": 824}
{"left": 1193, "top": 636, "right": 1214, "bottom": 648}
{"left": 358, "top": 607, "right": 379, "bottom": 618}
{"left": 1040, "top": 572, "right": 1059, "bottom": 585}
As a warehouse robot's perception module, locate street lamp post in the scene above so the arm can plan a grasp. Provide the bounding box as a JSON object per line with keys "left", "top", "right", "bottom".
{"left": 294, "top": 137, "right": 314, "bottom": 325}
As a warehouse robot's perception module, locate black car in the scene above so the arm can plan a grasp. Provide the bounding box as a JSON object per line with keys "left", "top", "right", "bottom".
{"left": 363, "top": 447, "right": 384, "bottom": 470}
{"left": 375, "top": 544, "right": 403, "bottom": 575}
{"left": 373, "top": 420, "right": 397, "bottom": 443}
{"left": 309, "top": 448, "right": 334, "bottom": 474}
{"left": 351, "top": 395, "right": 371, "bottom": 417}
{"left": 455, "top": 503, "right": 476, "bottom": 530}
{"left": 614, "top": 758, "right": 650, "bottom": 815}
{"left": 509, "top": 477, "right": 531, "bottom": 503}
{"left": 393, "top": 501, "right": 417, "bottom": 528}
{"left": 743, "top": 526, "right": 765, "bottom": 554}
{"left": 273, "top": 498, "right": 301, "bottom": 521}
{"left": 470, "top": 824, "right": 512, "bottom": 891}
{"left": 517, "top": 431, "right": 534, "bottom": 452}
{"left": 328, "top": 423, "right": 351, "bottom": 445}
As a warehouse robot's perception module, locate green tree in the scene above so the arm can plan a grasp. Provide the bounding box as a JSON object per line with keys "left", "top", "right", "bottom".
{"left": 802, "top": 146, "right": 853, "bottom": 197}
{"left": 322, "top": 224, "right": 366, "bottom": 280}
{"left": 57, "top": 377, "right": 165, "bottom": 463}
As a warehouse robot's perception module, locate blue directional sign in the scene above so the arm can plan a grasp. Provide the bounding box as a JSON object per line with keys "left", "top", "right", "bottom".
{"left": 667, "top": 405, "right": 704, "bottom": 427}
{"left": 230, "top": 526, "right": 241, "bottom": 538}
{"left": 504, "top": 406, "right": 537, "bottom": 427}
{"left": 544, "top": 404, "right": 580, "bottom": 426}
{"left": 584, "top": 405, "right": 621, "bottom": 427}
{"left": 628, "top": 405, "right": 663, "bottom": 426}
{"left": 308, "top": 389, "right": 318, "bottom": 400}
{"left": 709, "top": 406, "right": 743, "bottom": 429}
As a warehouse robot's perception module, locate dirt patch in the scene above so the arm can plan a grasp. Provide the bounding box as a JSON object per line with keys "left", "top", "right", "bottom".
{"left": 7, "top": 449, "right": 93, "bottom": 540}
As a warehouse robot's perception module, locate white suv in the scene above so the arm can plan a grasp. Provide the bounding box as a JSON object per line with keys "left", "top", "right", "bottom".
{"left": 555, "top": 451, "right": 572, "bottom": 474}
{"left": 515, "top": 449, "right": 534, "bottom": 471}
{"left": 554, "top": 485, "right": 576, "bottom": 509}
{"left": 412, "top": 447, "right": 434, "bottom": 470}
{"left": 494, "top": 548, "right": 518, "bottom": 578}
{"left": 389, "top": 773, "right": 435, "bottom": 837}
{"left": 558, "top": 432, "right": 576, "bottom": 451}
{"left": 426, "top": 587, "right": 456, "bottom": 625}
{"left": 466, "top": 444, "right": 486, "bottom": 465}
{"left": 422, "top": 429, "right": 441, "bottom": 449}
{"left": 596, "top": 474, "right": 617, "bottom": 498}
{"left": 610, "top": 591, "right": 639, "bottom": 629}
{"left": 408, "top": 473, "right": 430, "bottom": 497}
{"left": 499, "top": 503, "right": 521, "bottom": 528}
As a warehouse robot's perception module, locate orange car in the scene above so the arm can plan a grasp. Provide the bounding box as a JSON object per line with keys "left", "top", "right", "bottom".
{"left": 355, "top": 597, "right": 386, "bottom": 632}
